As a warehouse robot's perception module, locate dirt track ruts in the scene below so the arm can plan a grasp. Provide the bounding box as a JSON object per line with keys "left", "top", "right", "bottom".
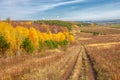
{"left": 60, "top": 45, "right": 96, "bottom": 80}
{"left": 60, "top": 46, "right": 82, "bottom": 80}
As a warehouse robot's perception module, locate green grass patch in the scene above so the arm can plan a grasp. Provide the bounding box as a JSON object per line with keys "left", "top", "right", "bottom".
{"left": 80, "top": 30, "right": 99, "bottom": 35}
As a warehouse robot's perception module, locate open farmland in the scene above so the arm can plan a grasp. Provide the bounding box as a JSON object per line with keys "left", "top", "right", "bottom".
{"left": 0, "top": 20, "right": 120, "bottom": 80}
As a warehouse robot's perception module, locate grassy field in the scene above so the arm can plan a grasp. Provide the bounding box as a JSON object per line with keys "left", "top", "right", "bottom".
{"left": 76, "top": 25, "right": 120, "bottom": 80}
{"left": 0, "top": 21, "right": 120, "bottom": 80}
{"left": 109, "top": 24, "right": 120, "bottom": 28}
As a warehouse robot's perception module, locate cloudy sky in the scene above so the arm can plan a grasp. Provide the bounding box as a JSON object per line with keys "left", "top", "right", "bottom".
{"left": 0, "top": 0, "right": 120, "bottom": 21}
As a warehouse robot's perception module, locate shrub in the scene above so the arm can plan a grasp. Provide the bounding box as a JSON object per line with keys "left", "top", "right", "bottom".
{"left": 39, "top": 41, "right": 45, "bottom": 52}
{"left": 76, "top": 22, "right": 91, "bottom": 27}
{"left": 0, "top": 33, "right": 10, "bottom": 56}
{"left": 80, "top": 30, "right": 99, "bottom": 36}
{"left": 21, "top": 38, "right": 34, "bottom": 53}
{"left": 45, "top": 40, "right": 58, "bottom": 49}
{"left": 93, "top": 32, "right": 99, "bottom": 36}
{"left": 59, "top": 40, "right": 68, "bottom": 48}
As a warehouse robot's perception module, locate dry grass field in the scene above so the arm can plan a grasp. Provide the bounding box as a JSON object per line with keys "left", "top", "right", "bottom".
{"left": 0, "top": 22, "right": 120, "bottom": 80}
{"left": 77, "top": 26, "right": 120, "bottom": 80}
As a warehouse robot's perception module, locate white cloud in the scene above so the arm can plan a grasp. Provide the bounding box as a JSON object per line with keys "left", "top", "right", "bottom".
{"left": 0, "top": 0, "right": 86, "bottom": 19}
{"left": 63, "top": 10, "right": 120, "bottom": 21}
{"left": 59, "top": 2, "right": 120, "bottom": 20}
{"left": 0, "top": 0, "right": 120, "bottom": 20}
{"left": 34, "top": 0, "right": 85, "bottom": 11}
{"left": 0, "top": 0, "right": 30, "bottom": 5}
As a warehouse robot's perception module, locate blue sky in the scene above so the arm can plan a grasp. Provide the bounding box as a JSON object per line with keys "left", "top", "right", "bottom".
{"left": 0, "top": 0, "right": 120, "bottom": 21}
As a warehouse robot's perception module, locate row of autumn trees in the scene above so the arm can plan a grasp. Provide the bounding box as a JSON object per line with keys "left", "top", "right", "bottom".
{"left": 35, "top": 20, "right": 72, "bottom": 31}
{"left": 0, "top": 21, "right": 74, "bottom": 57}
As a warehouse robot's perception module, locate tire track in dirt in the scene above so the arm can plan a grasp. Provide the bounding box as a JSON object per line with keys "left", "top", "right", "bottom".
{"left": 83, "top": 46, "right": 96, "bottom": 80}
{"left": 60, "top": 46, "right": 82, "bottom": 80}
{"left": 60, "top": 45, "right": 96, "bottom": 80}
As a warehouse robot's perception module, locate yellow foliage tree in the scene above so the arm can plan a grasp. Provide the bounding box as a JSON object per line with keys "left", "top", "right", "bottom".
{"left": 0, "top": 21, "right": 75, "bottom": 56}
{"left": 29, "top": 27, "right": 39, "bottom": 49}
